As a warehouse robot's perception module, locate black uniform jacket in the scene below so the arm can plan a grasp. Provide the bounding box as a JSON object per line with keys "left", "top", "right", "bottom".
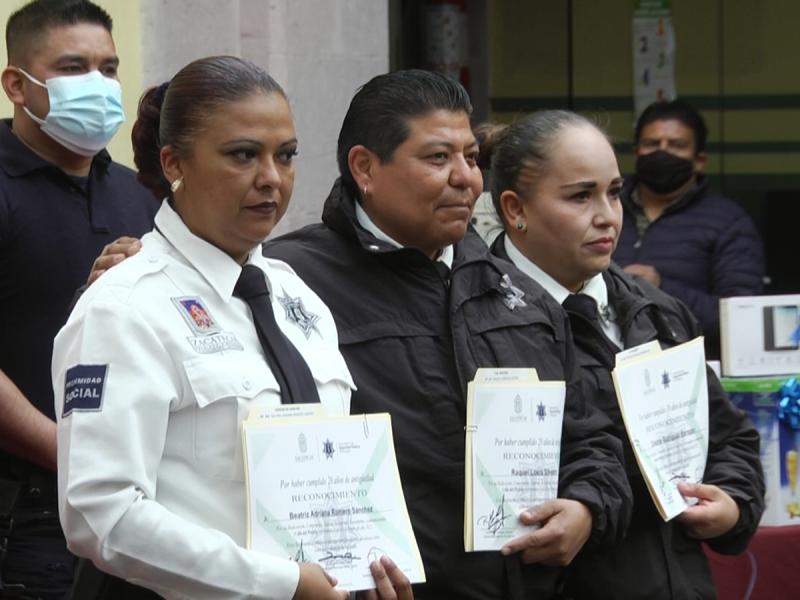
{"left": 265, "top": 180, "right": 632, "bottom": 600}
{"left": 493, "top": 235, "right": 765, "bottom": 600}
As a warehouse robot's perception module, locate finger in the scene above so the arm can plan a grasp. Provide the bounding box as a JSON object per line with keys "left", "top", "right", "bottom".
{"left": 380, "top": 555, "right": 412, "bottom": 597}
{"left": 87, "top": 256, "right": 123, "bottom": 284}
{"left": 87, "top": 268, "right": 105, "bottom": 286}
{"left": 519, "top": 499, "right": 560, "bottom": 526}
{"left": 336, "top": 590, "right": 350, "bottom": 600}
{"left": 501, "top": 522, "right": 557, "bottom": 556}
{"left": 108, "top": 236, "right": 140, "bottom": 247}
{"left": 100, "top": 238, "right": 141, "bottom": 259}
{"left": 677, "top": 482, "right": 719, "bottom": 500}
{"left": 125, "top": 239, "right": 143, "bottom": 256}
{"left": 357, "top": 590, "right": 377, "bottom": 600}
{"left": 370, "top": 559, "right": 398, "bottom": 599}
{"left": 322, "top": 569, "right": 338, "bottom": 587}
{"left": 95, "top": 254, "right": 126, "bottom": 270}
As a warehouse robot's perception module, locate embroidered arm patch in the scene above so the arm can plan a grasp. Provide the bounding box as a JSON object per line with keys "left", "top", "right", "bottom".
{"left": 63, "top": 364, "right": 108, "bottom": 417}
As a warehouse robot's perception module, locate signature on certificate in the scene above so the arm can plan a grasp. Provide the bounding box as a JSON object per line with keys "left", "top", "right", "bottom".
{"left": 477, "top": 494, "right": 510, "bottom": 536}
{"left": 291, "top": 539, "right": 311, "bottom": 563}
{"left": 318, "top": 550, "right": 361, "bottom": 568}
{"left": 669, "top": 471, "right": 690, "bottom": 484}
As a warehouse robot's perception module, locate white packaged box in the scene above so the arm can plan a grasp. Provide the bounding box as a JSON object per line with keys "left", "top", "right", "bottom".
{"left": 720, "top": 295, "right": 800, "bottom": 377}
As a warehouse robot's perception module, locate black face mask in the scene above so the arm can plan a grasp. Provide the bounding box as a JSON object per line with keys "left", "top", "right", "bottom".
{"left": 635, "top": 150, "right": 695, "bottom": 194}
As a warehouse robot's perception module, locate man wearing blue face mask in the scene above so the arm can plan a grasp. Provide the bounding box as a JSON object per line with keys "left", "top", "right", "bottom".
{"left": 0, "top": 1, "right": 156, "bottom": 597}
{"left": 612, "top": 100, "right": 765, "bottom": 361}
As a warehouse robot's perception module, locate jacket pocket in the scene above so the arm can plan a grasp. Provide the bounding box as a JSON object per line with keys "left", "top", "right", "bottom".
{"left": 184, "top": 356, "right": 281, "bottom": 481}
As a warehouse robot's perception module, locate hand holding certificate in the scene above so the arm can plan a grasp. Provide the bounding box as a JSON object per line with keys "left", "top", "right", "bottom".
{"left": 464, "top": 369, "right": 566, "bottom": 552}
{"left": 612, "top": 337, "right": 709, "bottom": 521}
{"left": 242, "top": 410, "right": 425, "bottom": 592}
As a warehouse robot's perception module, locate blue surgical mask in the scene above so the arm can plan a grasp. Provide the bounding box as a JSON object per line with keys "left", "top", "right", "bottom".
{"left": 18, "top": 68, "right": 125, "bottom": 157}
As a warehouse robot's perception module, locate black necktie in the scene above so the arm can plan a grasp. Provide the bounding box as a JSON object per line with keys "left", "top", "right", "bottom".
{"left": 562, "top": 293, "right": 600, "bottom": 324}
{"left": 233, "top": 265, "right": 320, "bottom": 404}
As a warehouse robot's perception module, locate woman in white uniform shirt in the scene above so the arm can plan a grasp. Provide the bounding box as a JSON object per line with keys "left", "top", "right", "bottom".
{"left": 52, "top": 56, "right": 410, "bottom": 600}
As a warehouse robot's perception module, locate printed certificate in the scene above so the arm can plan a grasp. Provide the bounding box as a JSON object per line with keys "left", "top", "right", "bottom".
{"left": 242, "top": 412, "right": 425, "bottom": 591}
{"left": 464, "top": 369, "right": 565, "bottom": 551}
{"left": 612, "top": 337, "right": 709, "bottom": 521}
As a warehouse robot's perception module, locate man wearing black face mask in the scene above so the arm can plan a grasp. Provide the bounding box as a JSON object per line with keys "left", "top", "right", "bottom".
{"left": 612, "top": 100, "right": 765, "bottom": 360}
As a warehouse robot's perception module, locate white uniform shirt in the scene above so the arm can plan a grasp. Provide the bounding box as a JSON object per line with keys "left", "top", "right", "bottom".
{"left": 53, "top": 201, "right": 354, "bottom": 600}
{"left": 504, "top": 235, "right": 625, "bottom": 349}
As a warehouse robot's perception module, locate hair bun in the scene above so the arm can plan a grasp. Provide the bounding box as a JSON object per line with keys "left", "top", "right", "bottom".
{"left": 473, "top": 122, "right": 507, "bottom": 171}
{"left": 131, "top": 83, "right": 171, "bottom": 200}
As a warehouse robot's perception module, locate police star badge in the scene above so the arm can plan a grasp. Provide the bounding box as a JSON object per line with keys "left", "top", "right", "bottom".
{"left": 662, "top": 370, "right": 671, "bottom": 389}
{"left": 322, "top": 438, "right": 335, "bottom": 459}
{"left": 277, "top": 288, "right": 321, "bottom": 339}
{"left": 500, "top": 274, "right": 527, "bottom": 310}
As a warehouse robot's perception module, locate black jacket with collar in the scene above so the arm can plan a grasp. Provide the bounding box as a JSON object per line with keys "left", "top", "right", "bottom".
{"left": 265, "top": 180, "right": 631, "bottom": 600}
{"left": 493, "top": 235, "right": 764, "bottom": 600}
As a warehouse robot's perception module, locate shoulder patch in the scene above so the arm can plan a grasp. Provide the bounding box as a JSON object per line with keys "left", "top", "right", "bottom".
{"left": 63, "top": 364, "right": 108, "bottom": 417}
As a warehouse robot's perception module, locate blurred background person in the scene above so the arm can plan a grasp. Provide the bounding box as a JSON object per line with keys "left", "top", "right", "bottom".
{"left": 612, "top": 100, "right": 765, "bottom": 360}
{"left": 0, "top": 1, "right": 155, "bottom": 596}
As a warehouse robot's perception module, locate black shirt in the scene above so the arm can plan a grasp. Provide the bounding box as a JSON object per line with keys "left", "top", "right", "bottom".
{"left": 0, "top": 119, "right": 157, "bottom": 479}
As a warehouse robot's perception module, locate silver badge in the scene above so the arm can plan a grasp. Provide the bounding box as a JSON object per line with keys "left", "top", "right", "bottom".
{"left": 277, "top": 288, "right": 322, "bottom": 339}
{"left": 500, "top": 274, "right": 527, "bottom": 310}
{"left": 599, "top": 302, "right": 612, "bottom": 324}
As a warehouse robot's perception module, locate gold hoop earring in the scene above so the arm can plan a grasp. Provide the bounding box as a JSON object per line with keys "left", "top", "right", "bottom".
{"left": 170, "top": 176, "right": 184, "bottom": 193}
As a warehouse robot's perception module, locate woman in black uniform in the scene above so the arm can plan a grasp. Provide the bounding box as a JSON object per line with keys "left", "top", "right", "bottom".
{"left": 480, "top": 110, "right": 764, "bottom": 600}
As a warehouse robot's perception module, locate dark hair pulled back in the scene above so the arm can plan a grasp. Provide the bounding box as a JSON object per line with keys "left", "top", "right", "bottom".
{"left": 132, "top": 55, "right": 286, "bottom": 201}
{"left": 336, "top": 69, "right": 472, "bottom": 195}
{"left": 476, "top": 110, "right": 607, "bottom": 223}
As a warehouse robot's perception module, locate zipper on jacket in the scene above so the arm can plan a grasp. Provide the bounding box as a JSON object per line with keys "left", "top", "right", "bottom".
{"left": 433, "top": 261, "right": 451, "bottom": 289}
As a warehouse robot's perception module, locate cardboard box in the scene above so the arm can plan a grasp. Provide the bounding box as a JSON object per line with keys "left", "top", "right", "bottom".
{"left": 720, "top": 295, "right": 800, "bottom": 377}
{"left": 722, "top": 376, "right": 800, "bottom": 526}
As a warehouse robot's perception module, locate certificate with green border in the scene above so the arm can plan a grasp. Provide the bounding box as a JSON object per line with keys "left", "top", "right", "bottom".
{"left": 612, "top": 337, "right": 709, "bottom": 521}
{"left": 243, "top": 413, "right": 425, "bottom": 590}
{"left": 464, "top": 369, "right": 565, "bottom": 551}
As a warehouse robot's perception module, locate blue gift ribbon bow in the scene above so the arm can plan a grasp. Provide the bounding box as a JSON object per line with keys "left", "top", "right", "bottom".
{"left": 777, "top": 377, "right": 800, "bottom": 431}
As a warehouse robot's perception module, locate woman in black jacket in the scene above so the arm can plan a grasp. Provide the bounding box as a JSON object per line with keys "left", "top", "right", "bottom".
{"left": 479, "top": 110, "right": 765, "bottom": 600}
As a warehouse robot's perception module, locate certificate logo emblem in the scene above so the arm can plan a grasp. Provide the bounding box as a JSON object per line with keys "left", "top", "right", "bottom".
{"left": 537, "top": 402, "right": 547, "bottom": 422}
{"left": 514, "top": 394, "right": 523, "bottom": 414}
{"left": 298, "top": 433, "right": 308, "bottom": 453}
{"left": 322, "top": 438, "right": 335, "bottom": 459}
{"left": 661, "top": 370, "right": 671, "bottom": 389}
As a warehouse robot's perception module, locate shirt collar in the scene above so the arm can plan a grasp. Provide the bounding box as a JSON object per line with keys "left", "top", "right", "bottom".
{"left": 503, "top": 235, "right": 608, "bottom": 306}
{"left": 355, "top": 200, "right": 454, "bottom": 268}
{"left": 154, "top": 200, "right": 271, "bottom": 302}
{"left": 0, "top": 119, "right": 112, "bottom": 177}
